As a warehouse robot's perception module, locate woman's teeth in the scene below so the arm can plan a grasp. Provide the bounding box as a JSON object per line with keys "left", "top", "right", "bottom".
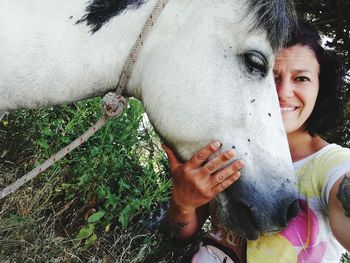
{"left": 280, "top": 106, "right": 297, "bottom": 112}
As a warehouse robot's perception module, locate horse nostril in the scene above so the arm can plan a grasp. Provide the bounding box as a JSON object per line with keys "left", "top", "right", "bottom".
{"left": 286, "top": 200, "right": 300, "bottom": 222}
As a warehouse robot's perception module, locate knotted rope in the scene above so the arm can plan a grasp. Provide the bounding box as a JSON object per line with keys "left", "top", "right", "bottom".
{"left": 0, "top": 95, "right": 126, "bottom": 199}
{"left": 0, "top": 0, "right": 169, "bottom": 200}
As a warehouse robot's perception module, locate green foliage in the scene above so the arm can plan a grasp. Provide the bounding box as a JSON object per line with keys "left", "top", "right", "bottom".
{"left": 296, "top": 0, "right": 350, "bottom": 66}
{"left": 76, "top": 223, "right": 97, "bottom": 248}
{"left": 87, "top": 211, "right": 105, "bottom": 223}
{"left": 0, "top": 97, "right": 171, "bottom": 257}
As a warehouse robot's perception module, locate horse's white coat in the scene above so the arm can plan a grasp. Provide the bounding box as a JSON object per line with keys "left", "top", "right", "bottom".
{"left": 0, "top": 0, "right": 155, "bottom": 108}
{"left": 0, "top": 0, "right": 298, "bottom": 239}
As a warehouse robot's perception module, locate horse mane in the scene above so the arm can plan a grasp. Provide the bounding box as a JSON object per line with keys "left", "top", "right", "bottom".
{"left": 78, "top": 0, "right": 145, "bottom": 32}
{"left": 79, "top": 0, "right": 298, "bottom": 50}
{"left": 250, "top": 0, "right": 297, "bottom": 50}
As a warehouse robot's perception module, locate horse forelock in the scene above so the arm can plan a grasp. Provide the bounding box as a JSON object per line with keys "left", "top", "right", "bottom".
{"left": 249, "top": 0, "right": 297, "bottom": 51}
{"left": 78, "top": 0, "right": 146, "bottom": 32}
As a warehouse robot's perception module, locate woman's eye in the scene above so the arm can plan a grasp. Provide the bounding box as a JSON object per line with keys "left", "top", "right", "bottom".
{"left": 296, "top": 76, "right": 310, "bottom": 82}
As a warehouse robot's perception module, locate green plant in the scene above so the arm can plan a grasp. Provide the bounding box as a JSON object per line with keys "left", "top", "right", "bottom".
{"left": 0, "top": 97, "right": 173, "bottom": 261}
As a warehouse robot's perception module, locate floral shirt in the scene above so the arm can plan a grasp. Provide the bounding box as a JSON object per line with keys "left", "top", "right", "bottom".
{"left": 209, "top": 144, "right": 350, "bottom": 263}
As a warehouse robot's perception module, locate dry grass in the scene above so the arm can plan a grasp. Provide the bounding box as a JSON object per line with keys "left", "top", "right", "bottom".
{"left": 0, "top": 170, "right": 187, "bottom": 263}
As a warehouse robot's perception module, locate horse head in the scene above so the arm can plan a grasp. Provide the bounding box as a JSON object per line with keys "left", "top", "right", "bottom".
{"left": 127, "top": 0, "right": 299, "bottom": 240}
{"left": 0, "top": 0, "right": 298, "bottom": 240}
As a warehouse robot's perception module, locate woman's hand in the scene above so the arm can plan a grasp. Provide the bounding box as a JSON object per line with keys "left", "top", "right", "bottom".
{"left": 163, "top": 141, "right": 244, "bottom": 214}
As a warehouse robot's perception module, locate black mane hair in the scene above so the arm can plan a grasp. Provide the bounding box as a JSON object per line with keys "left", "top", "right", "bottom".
{"left": 250, "top": 0, "right": 298, "bottom": 51}
{"left": 78, "top": 0, "right": 145, "bottom": 32}
{"left": 80, "top": 0, "right": 298, "bottom": 43}
{"left": 285, "top": 21, "right": 347, "bottom": 135}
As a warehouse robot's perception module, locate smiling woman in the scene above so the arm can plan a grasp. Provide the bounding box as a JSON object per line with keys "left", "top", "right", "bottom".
{"left": 247, "top": 22, "right": 350, "bottom": 263}
{"left": 274, "top": 45, "right": 320, "bottom": 134}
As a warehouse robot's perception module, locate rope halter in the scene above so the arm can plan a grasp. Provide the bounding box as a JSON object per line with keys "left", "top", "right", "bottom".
{"left": 0, "top": 0, "right": 170, "bottom": 200}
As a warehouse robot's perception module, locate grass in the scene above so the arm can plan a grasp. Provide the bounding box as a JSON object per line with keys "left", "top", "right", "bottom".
{"left": 0, "top": 98, "right": 190, "bottom": 262}
{"left": 0, "top": 97, "right": 349, "bottom": 262}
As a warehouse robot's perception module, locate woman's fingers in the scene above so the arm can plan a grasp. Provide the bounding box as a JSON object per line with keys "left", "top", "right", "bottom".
{"left": 210, "top": 160, "right": 244, "bottom": 195}
{"left": 162, "top": 144, "right": 182, "bottom": 173}
{"left": 185, "top": 141, "right": 222, "bottom": 170}
{"left": 211, "top": 171, "right": 242, "bottom": 196}
{"left": 200, "top": 149, "right": 236, "bottom": 175}
{"left": 163, "top": 141, "right": 244, "bottom": 210}
{"left": 210, "top": 159, "right": 244, "bottom": 184}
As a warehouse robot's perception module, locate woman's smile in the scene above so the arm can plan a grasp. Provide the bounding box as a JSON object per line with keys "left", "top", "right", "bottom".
{"left": 279, "top": 104, "right": 300, "bottom": 112}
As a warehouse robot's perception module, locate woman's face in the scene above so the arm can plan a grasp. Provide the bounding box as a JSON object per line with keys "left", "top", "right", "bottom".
{"left": 274, "top": 45, "right": 320, "bottom": 134}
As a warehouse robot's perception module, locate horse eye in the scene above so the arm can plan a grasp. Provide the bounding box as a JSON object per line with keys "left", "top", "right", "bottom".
{"left": 242, "top": 51, "right": 268, "bottom": 78}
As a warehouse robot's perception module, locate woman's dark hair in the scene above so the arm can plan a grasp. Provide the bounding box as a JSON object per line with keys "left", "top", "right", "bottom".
{"left": 285, "top": 21, "right": 347, "bottom": 135}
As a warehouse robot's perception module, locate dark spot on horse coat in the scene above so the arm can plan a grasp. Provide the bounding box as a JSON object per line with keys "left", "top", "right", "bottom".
{"left": 232, "top": 145, "right": 236, "bottom": 149}
{"left": 78, "top": 0, "right": 145, "bottom": 32}
{"left": 268, "top": 113, "right": 271, "bottom": 117}
{"left": 250, "top": 99, "right": 255, "bottom": 103}
{"left": 223, "top": 49, "right": 228, "bottom": 59}
{"left": 248, "top": 139, "right": 250, "bottom": 143}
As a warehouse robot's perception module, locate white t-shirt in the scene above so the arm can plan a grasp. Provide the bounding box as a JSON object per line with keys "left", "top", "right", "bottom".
{"left": 209, "top": 144, "right": 350, "bottom": 263}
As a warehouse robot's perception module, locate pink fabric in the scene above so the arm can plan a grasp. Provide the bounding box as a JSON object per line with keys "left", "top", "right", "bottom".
{"left": 281, "top": 200, "right": 327, "bottom": 263}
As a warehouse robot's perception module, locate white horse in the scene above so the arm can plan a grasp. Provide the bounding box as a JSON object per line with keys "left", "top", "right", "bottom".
{"left": 0, "top": 0, "right": 299, "bottom": 240}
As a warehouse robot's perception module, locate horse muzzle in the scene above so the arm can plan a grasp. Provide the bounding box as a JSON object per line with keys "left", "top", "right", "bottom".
{"left": 213, "top": 172, "right": 299, "bottom": 240}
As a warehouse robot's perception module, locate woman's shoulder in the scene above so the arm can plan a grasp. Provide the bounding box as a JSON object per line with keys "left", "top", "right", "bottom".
{"left": 293, "top": 143, "right": 350, "bottom": 193}
{"left": 293, "top": 143, "right": 350, "bottom": 169}
{"left": 315, "top": 143, "right": 350, "bottom": 165}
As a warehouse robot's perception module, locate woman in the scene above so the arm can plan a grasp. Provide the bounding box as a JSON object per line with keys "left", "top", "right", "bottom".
{"left": 163, "top": 21, "right": 350, "bottom": 263}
